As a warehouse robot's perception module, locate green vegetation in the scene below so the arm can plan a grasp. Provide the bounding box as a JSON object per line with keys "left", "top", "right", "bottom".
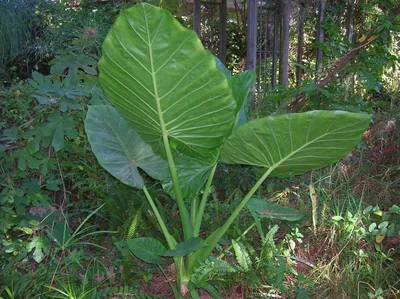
{"left": 0, "top": 0, "right": 399, "bottom": 298}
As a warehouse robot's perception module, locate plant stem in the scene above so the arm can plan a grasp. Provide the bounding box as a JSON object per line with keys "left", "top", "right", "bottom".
{"left": 193, "top": 163, "right": 217, "bottom": 237}
{"left": 160, "top": 134, "right": 193, "bottom": 240}
{"left": 145, "top": 15, "right": 192, "bottom": 240}
{"left": 189, "top": 166, "right": 275, "bottom": 268}
{"left": 191, "top": 197, "right": 198, "bottom": 227}
{"left": 143, "top": 185, "right": 175, "bottom": 249}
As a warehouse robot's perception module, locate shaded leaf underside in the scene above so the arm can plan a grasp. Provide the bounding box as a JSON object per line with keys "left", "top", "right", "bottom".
{"left": 85, "top": 105, "right": 169, "bottom": 188}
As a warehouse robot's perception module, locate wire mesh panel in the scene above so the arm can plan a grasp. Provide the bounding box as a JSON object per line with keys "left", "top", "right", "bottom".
{"left": 256, "top": 0, "right": 279, "bottom": 96}
{"left": 200, "top": 1, "right": 221, "bottom": 57}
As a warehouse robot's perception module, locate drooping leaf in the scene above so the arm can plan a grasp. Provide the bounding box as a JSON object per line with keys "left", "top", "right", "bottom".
{"left": 162, "top": 151, "right": 218, "bottom": 199}
{"left": 247, "top": 198, "right": 304, "bottom": 221}
{"left": 99, "top": 3, "right": 236, "bottom": 158}
{"left": 85, "top": 105, "right": 169, "bottom": 188}
{"left": 214, "top": 56, "right": 231, "bottom": 79}
{"left": 126, "top": 237, "right": 167, "bottom": 264}
{"left": 221, "top": 111, "right": 371, "bottom": 177}
{"left": 229, "top": 70, "right": 256, "bottom": 128}
{"left": 163, "top": 237, "right": 207, "bottom": 257}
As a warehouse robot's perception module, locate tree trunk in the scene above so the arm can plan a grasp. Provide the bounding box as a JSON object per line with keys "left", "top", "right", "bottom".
{"left": 246, "top": 0, "right": 257, "bottom": 109}
{"left": 279, "top": 0, "right": 290, "bottom": 87}
{"left": 272, "top": 2, "right": 279, "bottom": 89}
{"left": 193, "top": 0, "right": 201, "bottom": 37}
{"left": 315, "top": 0, "right": 326, "bottom": 75}
{"left": 219, "top": 0, "right": 227, "bottom": 64}
{"left": 296, "top": 1, "right": 305, "bottom": 87}
{"left": 344, "top": 0, "right": 354, "bottom": 101}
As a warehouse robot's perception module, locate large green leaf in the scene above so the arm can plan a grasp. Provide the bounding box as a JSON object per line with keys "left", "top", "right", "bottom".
{"left": 85, "top": 105, "right": 169, "bottom": 188}
{"left": 247, "top": 198, "right": 304, "bottom": 221}
{"left": 221, "top": 111, "right": 371, "bottom": 177}
{"left": 99, "top": 3, "right": 236, "bottom": 158}
{"left": 126, "top": 237, "right": 166, "bottom": 264}
{"left": 162, "top": 151, "right": 218, "bottom": 199}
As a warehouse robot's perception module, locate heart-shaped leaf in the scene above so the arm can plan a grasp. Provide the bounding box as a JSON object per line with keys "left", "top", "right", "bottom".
{"left": 99, "top": 3, "right": 236, "bottom": 158}
{"left": 126, "top": 237, "right": 166, "bottom": 264}
{"left": 221, "top": 111, "right": 371, "bottom": 177}
{"left": 247, "top": 198, "right": 304, "bottom": 221}
{"left": 85, "top": 105, "right": 169, "bottom": 188}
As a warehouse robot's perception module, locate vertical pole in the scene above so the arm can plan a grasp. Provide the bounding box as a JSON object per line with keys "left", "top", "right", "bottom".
{"left": 246, "top": 0, "right": 257, "bottom": 109}
{"left": 271, "top": 0, "right": 278, "bottom": 89}
{"left": 296, "top": 1, "right": 305, "bottom": 87}
{"left": 193, "top": 0, "right": 201, "bottom": 37}
{"left": 316, "top": 0, "right": 326, "bottom": 75}
{"left": 279, "top": 0, "right": 290, "bottom": 87}
{"left": 257, "top": 1, "right": 262, "bottom": 93}
{"left": 219, "top": 0, "right": 227, "bottom": 64}
{"left": 344, "top": 0, "right": 354, "bottom": 100}
{"left": 263, "top": 1, "right": 269, "bottom": 90}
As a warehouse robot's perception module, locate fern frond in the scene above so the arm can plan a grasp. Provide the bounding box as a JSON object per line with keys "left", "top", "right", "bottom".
{"left": 95, "top": 285, "right": 167, "bottom": 299}
{"left": 126, "top": 204, "right": 144, "bottom": 240}
{"left": 261, "top": 224, "right": 279, "bottom": 261}
{"left": 232, "top": 240, "right": 252, "bottom": 271}
{"left": 201, "top": 283, "right": 223, "bottom": 299}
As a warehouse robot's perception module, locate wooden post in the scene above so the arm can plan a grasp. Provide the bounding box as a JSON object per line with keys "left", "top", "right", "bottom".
{"left": 296, "top": 2, "right": 305, "bottom": 87}
{"left": 272, "top": 2, "right": 278, "bottom": 89}
{"left": 344, "top": 0, "right": 354, "bottom": 101}
{"left": 219, "top": 0, "right": 227, "bottom": 64}
{"left": 246, "top": 0, "right": 257, "bottom": 71}
{"left": 279, "top": 0, "right": 290, "bottom": 87}
{"left": 193, "top": 0, "right": 201, "bottom": 37}
{"left": 316, "top": 0, "right": 326, "bottom": 74}
{"left": 246, "top": 0, "right": 257, "bottom": 109}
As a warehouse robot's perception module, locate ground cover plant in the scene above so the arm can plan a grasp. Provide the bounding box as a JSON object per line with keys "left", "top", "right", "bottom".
{"left": 84, "top": 4, "right": 371, "bottom": 297}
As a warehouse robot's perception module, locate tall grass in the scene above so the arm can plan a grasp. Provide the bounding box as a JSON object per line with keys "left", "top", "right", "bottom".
{"left": 0, "top": 1, "right": 32, "bottom": 67}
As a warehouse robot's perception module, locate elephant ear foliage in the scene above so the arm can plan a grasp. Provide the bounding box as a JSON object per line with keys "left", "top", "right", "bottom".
{"left": 99, "top": 3, "right": 236, "bottom": 158}
{"left": 221, "top": 111, "right": 371, "bottom": 177}
{"left": 85, "top": 105, "right": 169, "bottom": 188}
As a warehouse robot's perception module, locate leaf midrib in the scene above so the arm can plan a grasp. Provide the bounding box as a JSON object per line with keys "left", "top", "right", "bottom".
{"left": 143, "top": 6, "right": 167, "bottom": 143}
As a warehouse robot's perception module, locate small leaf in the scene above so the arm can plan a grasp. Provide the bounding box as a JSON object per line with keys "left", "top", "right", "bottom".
{"left": 368, "top": 223, "right": 377, "bottom": 232}
{"left": 389, "top": 205, "right": 400, "bottom": 214}
{"left": 126, "top": 237, "right": 166, "bottom": 264}
{"left": 247, "top": 198, "right": 304, "bottom": 221}
{"left": 375, "top": 235, "right": 385, "bottom": 244}
{"left": 163, "top": 237, "right": 207, "bottom": 257}
{"left": 27, "top": 236, "right": 47, "bottom": 263}
{"left": 332, "top": 216, "right": 344, "bottom": 221}
{"left": 378, "top": 221, "right": 389, "bottom": 230}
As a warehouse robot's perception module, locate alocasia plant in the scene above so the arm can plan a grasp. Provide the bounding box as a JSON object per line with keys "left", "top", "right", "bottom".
{"left": 85, "top": 3, "right": 371, "bottom": 297}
